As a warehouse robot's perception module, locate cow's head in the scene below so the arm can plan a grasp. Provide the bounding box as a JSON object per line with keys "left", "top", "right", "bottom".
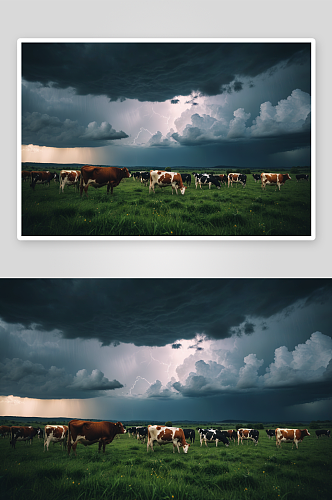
{"left": 116, "top": 422, "right": 126, "bottom": 434}
{"left": 180, "top": 186, "right": 186, "bottom": 195}
{"left": 182, "top": 442, "right": 190, "bottom": 453}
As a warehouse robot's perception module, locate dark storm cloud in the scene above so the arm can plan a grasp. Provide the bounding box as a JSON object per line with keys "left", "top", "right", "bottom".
{"left": 0, "top": 358, "right": 123, "bottom": 399}
{"left": 22, "top": 42, "right": 310, "bottom": 102}
{"left": 0, "top": 279, "right": 330, "bottom": 348}
{"left": 22, "top": 111, "right": 129, "bottom": 148}
{"left": 172, "top": 343, "right": 182, "bottom": 349}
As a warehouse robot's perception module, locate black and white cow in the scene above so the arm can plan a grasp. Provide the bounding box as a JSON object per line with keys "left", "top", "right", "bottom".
{"left": 183, "top": 429, "right": 195, "bottom": 444}
{"left": 137, "top": 426, "right": 148, "bottom": 443}
{"left": 315, "top": 430, "right": 330, "bottom": 438}
{"left": 296, "top": 174, "right": 309, "bottom": 182}
{"left": 140, "top": 172, "right": 150, "bottom": 185}
{"left": 196, "top": 174, "right": 221, "bottom": 189}
{"left": 198, "top": 428, "right": 229, "bottom": 447}
{"left": 252, "top": 174, "right": 261, "bottom": 182}
{"left": 266, "top": 429, "right": 275, "bottom": 439}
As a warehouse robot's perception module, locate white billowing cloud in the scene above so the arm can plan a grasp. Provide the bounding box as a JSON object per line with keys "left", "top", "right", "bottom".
{"left": 227, "top": 108, "right": 251, "bottom": 138}
{"left": 237, "top": 354, "right": 264, "bottom": 389}
{"left": 170, "top": 89, "right": 310, "bottom": 146}
{"left": 250, "top": 89, "right": 311, "bottom": 137}
{"left": 170, "top": 332, "right": 332, "bottom": 398}
{"left": 262, "top": 332, "right": 332, "bottom": 387}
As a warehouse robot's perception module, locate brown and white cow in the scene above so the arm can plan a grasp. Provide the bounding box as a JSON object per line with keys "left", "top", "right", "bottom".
{"left": 149, "top": 170, "right": 186, "bottom": 195}
{"left": 237, "top": 428, "right": 259, "bottom": 446}
{"left": 147, "top": 425, "right": 190, "bottom": 453}
{"left": 44, "top": 425, "right": 68, "bottom": 451}
{"left": 30, "top": 171, "right": 57, "bottom": 190}
{"left": 80, "top": 165, "right": 131, "bottom": 197}
{"left": 59, "top": 170, "right": 81, "bottom": 193}
{"left": 0, "top": 425, "right": 10, "bottom": 438}
{"left": 275, "top": 428, "right": 310, "bottom": 449}
{"left": 228, "top": 173, "right": 247, "bottom": 188}
{"left": 68, "top": 420, "right": 126, "bottom": 455}
{"left": 10, "top": 426, "right": 39, "bottom": 449}
{"left": 261, "top": 173, "right": 291, "bottom": 191}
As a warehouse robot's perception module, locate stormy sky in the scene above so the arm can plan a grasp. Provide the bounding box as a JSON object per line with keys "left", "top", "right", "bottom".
{"left": 20, "top": 41, "right": 312, "bottom": 169}
{"left": 1, "top": 278, "right": 331, "bottom": 422}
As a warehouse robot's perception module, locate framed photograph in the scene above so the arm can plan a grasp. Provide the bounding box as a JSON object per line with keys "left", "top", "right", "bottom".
{"left": 17, "top": 39, "right": 315, "bottom": 240}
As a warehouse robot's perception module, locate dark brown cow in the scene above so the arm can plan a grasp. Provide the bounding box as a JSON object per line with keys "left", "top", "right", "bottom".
{"left": 22, "top": 171, "right": 31, "bottom": 182}
{"left": 261, "top": 173, "right": 291, "bottom": 191}
{"left": 30, "top": 171, "right": 56, "bottom": 190}
{"left": 44, "top": 425, "right": 68, "bottom": 451}
{"left": 80, "top": 165, "right": 131, "bottom": 197}
{"left": 10, "top": 426, "right": 39, "bottom": 448}
{"left": 0, "top": 425, "right": 10, "bottom": 438}
{"left": 68, "top": 420, "right": 126, "bottom": 455}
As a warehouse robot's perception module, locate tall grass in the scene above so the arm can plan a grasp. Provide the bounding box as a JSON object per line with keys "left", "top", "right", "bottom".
{"left": 20, "top": 172, "right": 311, "bottom": 237}
{"left": 1, "top": 424, "right": 330, "bottom": 500}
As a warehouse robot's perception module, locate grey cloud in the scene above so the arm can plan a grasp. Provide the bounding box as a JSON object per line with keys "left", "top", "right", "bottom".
{"left": 0, "top": 279, "right": 331, "bottom": 348}
{"left": 22, "top": 112, "right": 128, "bottom": 148}
{"left": 0, "top": 358, "right": 123, "bottom": 399}
{"left": 22, "top": 43, "right": 310, "bottom": 102}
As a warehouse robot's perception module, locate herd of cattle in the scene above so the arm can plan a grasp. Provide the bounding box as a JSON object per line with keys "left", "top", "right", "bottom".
{"left": 0, "top": 422, "right": 329, "bottom": 455}
{"left": 22, "top": 167, "right": 310, "bottom": 197}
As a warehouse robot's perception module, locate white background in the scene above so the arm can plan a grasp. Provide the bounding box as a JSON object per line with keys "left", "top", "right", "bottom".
{"left": 1, "top": 0, "right": 331, "bottom": 278}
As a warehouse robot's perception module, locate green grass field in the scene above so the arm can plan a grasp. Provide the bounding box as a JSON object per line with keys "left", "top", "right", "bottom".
{"left": 1, "top": 423, "right": 330, "bottom": 500}
{"left": 20, "top": 169, "right": 312, "bottom": 237}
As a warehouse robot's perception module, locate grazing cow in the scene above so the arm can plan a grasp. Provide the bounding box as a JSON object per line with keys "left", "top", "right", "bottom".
{"left": 30, "top": 171, "right": 57, "bottom": 190}
{"left": 181, "top": 173, "right": 192, "bottom": 187}
{"left": 228, "top": 173, "right": 247, "bottom": 188}
{"left": 237, "top": 429, "right": 259, "bottom": 446}
{"left": 252, "top": 173, "right": 261, "bottom": 182}
{"left": 199, "top": 429, "right": 229, "bottom": 447}
{"left": 296, "top": 174, "right": 309, "bottom": 182}
{"left": 68, "top": 420, "right": 126, "bottom": 455}
{"left": 183, "top": 429, "right": 195, "bottom": 444}
{"left": 315, "top": 430, "right": 330, "bottom": 438}
{"left": 275, "top": 428, "right": 310, "bottom": 449}
{"left": 59, "top": 170, "right": 81, "bottom": 193}
{"left": 137, "top": 426, "right": 148, "bottom": 443}
{"left": 44, "top": 425, "right": 68, "bottom": 451}
{"left": 266, "top": 429, "right": 275, "bottom": 439}
{"left": 22, "top": 171, "right": 31, "bottom": 182}
{"left": 147, "top": 425, "right": 190, "bottom": 454}
{"left": 80, "top": 165, "right": 131, "bottom": 197}
{"left": 261, "top": 173, "right": 291, "bottom": 191}
{"left": 10, "top": 426, "right": 39, "bottom": 449}
{"left": 0, "top": 425, "right": 10, "bottom": 438}
{"left": 149, "top": 170, "right": 186, "bottom": 195}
